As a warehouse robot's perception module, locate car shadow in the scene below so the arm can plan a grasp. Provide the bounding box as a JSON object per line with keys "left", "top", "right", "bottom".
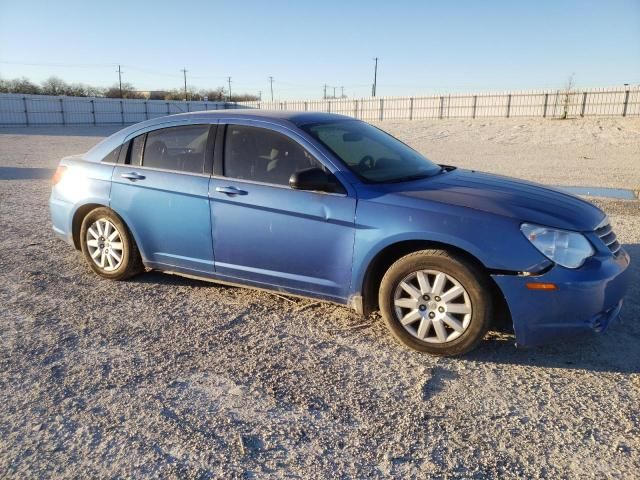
{"left": 0, "top": 167, "right": 55, "bottom": 180}
{"left": 134, "top": 270, "right": 222, "bottom": 289}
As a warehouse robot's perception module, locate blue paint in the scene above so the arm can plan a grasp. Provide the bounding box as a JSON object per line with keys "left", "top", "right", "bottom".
{"left": 49, "top": 111, "right": 631, "bottom": 349}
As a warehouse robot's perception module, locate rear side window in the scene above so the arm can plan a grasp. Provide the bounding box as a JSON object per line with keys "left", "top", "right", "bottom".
{"left": 224, "top": 125, "right": 323, "bottom": 185}
{"left": 142, "top": 125, "right": 209, "bottom": 174}
{"left": 101, "top": 146, "right": 120, "bottom": 163}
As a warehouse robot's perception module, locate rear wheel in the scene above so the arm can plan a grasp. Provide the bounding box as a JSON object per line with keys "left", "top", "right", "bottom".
{"left": 80, "top": 207, "right": 143, "bottom": 280}
{"left": 379, "top": 249, "right": 492, "bottom": 356}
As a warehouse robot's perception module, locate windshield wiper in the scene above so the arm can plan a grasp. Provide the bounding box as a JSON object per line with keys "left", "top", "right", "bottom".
{"left": 386, "top": 170, "right": 442, "bottom": 183}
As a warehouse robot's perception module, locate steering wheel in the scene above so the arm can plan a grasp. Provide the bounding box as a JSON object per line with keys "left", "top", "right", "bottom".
{"left": 147, "top": 141, "right": 167, "bottom": 161}
{"left": 358, "top": 155, "right": 375, "bottom": 170}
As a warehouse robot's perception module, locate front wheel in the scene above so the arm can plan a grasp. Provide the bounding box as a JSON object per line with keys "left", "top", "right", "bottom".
{"left": 80, "top": 207, "right": 143, "bottom": 280}
{"left": 379, "top": 249, "right": 493, "bottom": 356}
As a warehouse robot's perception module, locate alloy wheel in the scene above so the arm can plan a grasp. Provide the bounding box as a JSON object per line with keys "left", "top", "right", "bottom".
{"left": 86, "top": 218, "right": 124, "bottom": 272}
{"left": 393, "top": 269, "right": 472, "bottom": 343}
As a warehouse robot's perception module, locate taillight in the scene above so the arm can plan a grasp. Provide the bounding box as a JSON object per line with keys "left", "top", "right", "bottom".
{"left": 52, "top": 165, "right": 67, "bottom": 185}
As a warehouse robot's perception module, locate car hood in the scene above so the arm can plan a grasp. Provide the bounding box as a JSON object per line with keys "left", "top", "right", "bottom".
{"left": 382, "top": 169, "right": 605, "bottom": 231}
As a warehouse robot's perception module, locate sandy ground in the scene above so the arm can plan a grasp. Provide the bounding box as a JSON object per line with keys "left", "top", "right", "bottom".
{"left": 0, "top": 119, "right": 639, "bottom": 478}
{"left": 377, "top": 117, "right": 640, "bottom": 191}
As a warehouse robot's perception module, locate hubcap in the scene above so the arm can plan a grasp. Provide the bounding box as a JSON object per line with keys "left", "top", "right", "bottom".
{"left": 393, "top": 269, "right": 472, "bottom": 343}
{"left": 86, "top": 218, "right": 124, "bottom": 272}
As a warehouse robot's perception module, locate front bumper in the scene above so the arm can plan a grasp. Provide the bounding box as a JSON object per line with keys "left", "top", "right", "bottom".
{"left": 492, "top": 249, "right": 631, "bottom": 347}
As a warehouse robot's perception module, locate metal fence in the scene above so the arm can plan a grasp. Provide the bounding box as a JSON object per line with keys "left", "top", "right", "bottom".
{"left": 0, "top": 94, "right": 234, "bottom": 126}
{"left": 1, "top": 86, "right": 638, "bottom": 126}
{"left": 239, "top": 87, "right": 640, "bottom": 121}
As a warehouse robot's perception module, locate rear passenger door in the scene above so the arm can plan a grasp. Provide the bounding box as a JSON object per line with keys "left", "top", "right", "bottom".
{"left": 209, "top": 122, "right": 357, "bottom": 301}
{"left": 110, "top": 124, "right": 216, "bottom": 273}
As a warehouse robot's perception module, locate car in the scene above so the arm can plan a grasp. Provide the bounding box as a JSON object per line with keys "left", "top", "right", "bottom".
{"left": 49, "top": 110, "right": 631, "bottom": 356}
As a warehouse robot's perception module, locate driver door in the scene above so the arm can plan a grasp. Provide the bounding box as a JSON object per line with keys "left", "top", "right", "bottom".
{"left": 209, "top": 122, "right": 357, "bottom": 301}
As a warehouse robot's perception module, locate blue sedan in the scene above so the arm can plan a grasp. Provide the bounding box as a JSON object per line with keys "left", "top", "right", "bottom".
{"left": 49, "top": 110, "right": 631, "bottom": 356}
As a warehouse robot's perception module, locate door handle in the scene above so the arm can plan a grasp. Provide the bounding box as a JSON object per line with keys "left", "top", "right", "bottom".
{"left": 215, "top": 186, "right": 247, "bottom": 195}
{"left": 121, "top": 172, "right": 146, "bottom": 181}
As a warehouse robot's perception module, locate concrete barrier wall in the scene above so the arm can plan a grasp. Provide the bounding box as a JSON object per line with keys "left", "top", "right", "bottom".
{"left": 0, "top": 94, "right": 233, "bottom": 126}
{"left": 1, "top": 86, "right": 638, "bottom": 125}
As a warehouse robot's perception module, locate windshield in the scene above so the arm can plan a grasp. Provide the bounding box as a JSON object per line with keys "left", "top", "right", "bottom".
{"left": 300, "top": 120, "right": 441, "bottom": 182}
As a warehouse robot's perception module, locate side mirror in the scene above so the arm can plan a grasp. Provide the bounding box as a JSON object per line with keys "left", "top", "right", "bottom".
{"left": 289, "top": 167, "right": 345, "bottom": 194}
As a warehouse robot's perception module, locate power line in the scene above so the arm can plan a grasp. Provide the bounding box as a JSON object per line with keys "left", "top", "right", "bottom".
{"left": 0, "top": 60, "right": 113, "bottom": 68}
{"left": 122, "top": 65, "right": 185, "bottom": 78}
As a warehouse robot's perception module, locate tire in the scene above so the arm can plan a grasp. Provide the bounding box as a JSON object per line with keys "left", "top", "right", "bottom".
{"left": 379, "top": 249, "right": 492, "bottom": 356}
{"left": 79, "top": 207, "right": 144, "bottom": 280}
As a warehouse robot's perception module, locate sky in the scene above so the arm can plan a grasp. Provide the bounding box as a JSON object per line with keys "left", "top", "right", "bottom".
{"left": 1, "top": 0, "right": 639, "bottom": 100}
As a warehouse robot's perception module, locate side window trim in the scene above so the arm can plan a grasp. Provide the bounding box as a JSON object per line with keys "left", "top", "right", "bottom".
{"left": 128, "top": 133, "right": 146, "bottom": 167}
{"left": 220, "top": 123, "right": 348, "bottom": 195}
{"left": 138, "top": 134, "right": 147, "bottom": 167}
{"left": 204, "top": 124, "right": 218, "bottom": 176}
{"left": 213, "top": 124, "right": 226, "bottom": 177}
{"left": 117, "top": 141, "right": 130, "bottom": 165}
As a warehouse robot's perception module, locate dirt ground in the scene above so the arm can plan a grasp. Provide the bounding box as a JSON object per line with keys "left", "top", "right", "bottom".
{"left": 0, "top": 118, "right": 639, "bottom": 478}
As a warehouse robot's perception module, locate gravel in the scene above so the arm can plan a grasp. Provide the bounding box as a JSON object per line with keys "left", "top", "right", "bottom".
{"left": 1, "top": 119, "right": 639, "bottom": 478}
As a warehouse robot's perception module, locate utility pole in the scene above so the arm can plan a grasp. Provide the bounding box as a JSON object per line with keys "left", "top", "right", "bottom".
{"left": 258, "top": 90, "right": 262, "bottom": 101}
{"left": 333, "top": 86, "right": 336, "bottom": 99}
{"left": 227, "top": 76, "right": 232, "bottom": 101}
{"left": 341, "top": 86, "right": 344, "bottom": 98}
{"left": 269, "top": 76, "right": 274, "bottom": 101}
{"left": 181, "top": 68, "right": 188, "bottom": 101}
{"left": 117, "top": 65, "right": 123, "bottom": 98}
{"left": 323, "top": 84, "right": 327, "bottom": 100}
{"left": 372, "top": 57, "right": 378, "bottom": 97}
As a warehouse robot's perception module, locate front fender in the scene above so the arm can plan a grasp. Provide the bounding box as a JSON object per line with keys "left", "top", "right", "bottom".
{"left": 350, "top": 198, "right": 548, "bottom": 295}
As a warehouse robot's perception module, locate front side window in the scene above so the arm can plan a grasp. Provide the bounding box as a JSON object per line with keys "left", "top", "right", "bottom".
{"left": 300, "top": 120, "right": 442, "bottom": 183}
{"left": 139, "top": 125, "right": 209, "bottom": 174}
{"left": 224, "top": 125, "right": 325, "bottom": 186}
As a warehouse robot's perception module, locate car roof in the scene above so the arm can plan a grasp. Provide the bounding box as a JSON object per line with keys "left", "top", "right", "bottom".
{"left": 83, "top": 110, "right": 354, "bottom": 162}
{"left": 167, "top": 109, "right": 353, "bottom": 126}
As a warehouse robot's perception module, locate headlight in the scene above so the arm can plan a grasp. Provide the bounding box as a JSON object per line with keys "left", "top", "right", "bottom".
{"left": 520, "top": 223, "right": 594, "bottom": 268}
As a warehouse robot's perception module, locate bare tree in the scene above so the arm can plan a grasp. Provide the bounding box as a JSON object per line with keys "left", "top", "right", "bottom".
{"left": 40, "top": 77, "right": 68, "bottom": 96}
{"left": 0, "top": 77, "right": 41, "bottom": 94}
{"left": 0, "top": 75, "right": 258, "bottom": 100}
{"left": 561, "top": 73, "right": 575, "bottom": 120}
{"left": 104, "top": 83, "right": 144, "bottom": 99}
